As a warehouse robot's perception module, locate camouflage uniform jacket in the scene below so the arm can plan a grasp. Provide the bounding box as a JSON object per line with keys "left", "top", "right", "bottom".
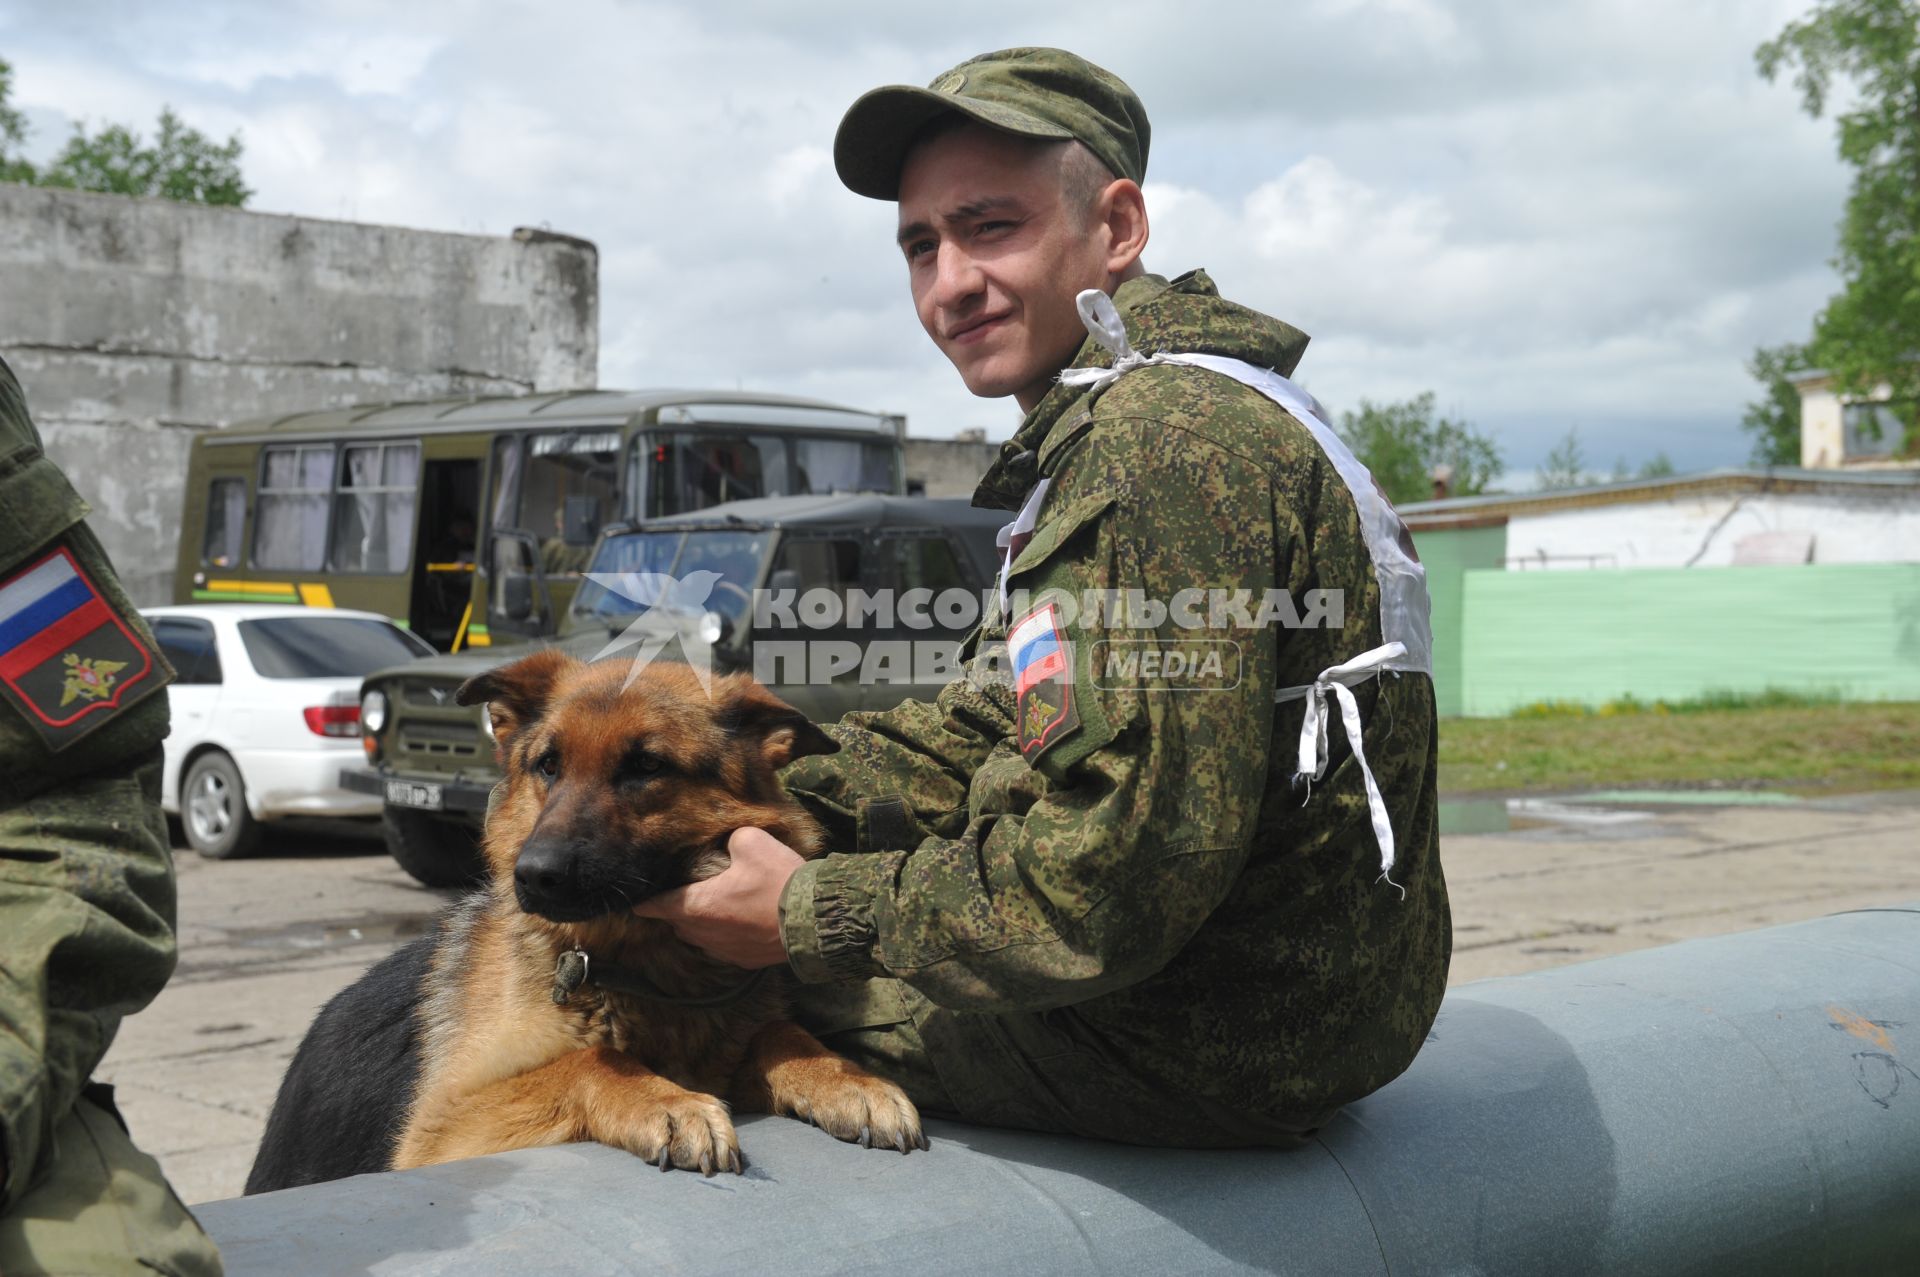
{"left": 0, "top": 357, "right": 178, "bottom": 1205}
{"left": 779, "top": 271, "right": 1451, "bottom": 1128}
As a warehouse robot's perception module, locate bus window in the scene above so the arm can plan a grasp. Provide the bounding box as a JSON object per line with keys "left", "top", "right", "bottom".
{"left": 254, "top": 444, "right": 334, "bottom": 571}
{"left": 491, "top": 430, "right": 619, "bottom": 552}
{"left": 643, "top": 433, "right": 789, "bottom": 517}
{"left": 793, "top": 437, "right": 896, "bottom": 495}
{"left": 202, "top": 478, "right": 246, "bottom": 568}
{"left": 331, "top": 442, "right": 420, "bottom": 574}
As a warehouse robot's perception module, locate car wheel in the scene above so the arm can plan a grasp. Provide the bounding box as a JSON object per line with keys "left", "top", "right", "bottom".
{"left": 182, "top": 751, "right": 262, "bottom": 860}
{"left": 383, "top": 806, "right": 486, "bottom": 889}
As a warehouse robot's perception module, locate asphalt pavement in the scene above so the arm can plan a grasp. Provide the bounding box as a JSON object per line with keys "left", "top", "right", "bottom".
{"left": 94, "top": 790, "right": 1920, "bottom": 1205}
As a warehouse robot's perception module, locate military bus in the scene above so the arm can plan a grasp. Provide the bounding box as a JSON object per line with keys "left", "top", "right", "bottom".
{"left": 174, "top": 390, "right": 906, "bottom": 650}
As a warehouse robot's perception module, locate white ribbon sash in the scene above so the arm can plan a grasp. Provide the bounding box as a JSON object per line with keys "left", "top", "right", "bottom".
{"left": 1059, "top": 288, "right": 1434, "bottom": 894}
{"left": 995, "top": 477, "right": 1052, "bottom": 613}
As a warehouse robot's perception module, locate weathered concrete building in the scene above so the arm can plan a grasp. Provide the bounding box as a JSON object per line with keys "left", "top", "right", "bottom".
{"left": 904, "top": 432, "right": 1000, "bottom": 498}
{"left": 0, "top": 184, "right": 597, "bottom": 603}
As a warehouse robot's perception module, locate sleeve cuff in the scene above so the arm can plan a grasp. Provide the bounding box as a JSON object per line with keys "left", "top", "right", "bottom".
{"left": 779, "top": 856, "right": 883, "bottom": 985}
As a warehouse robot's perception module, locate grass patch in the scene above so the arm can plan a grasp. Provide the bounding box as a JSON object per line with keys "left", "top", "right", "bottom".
{"left": 1440, "top": 700, "right": 1920, "bottom": 794}
{"left": 1508, "top": 687, "right": 1843, "bottom": 719}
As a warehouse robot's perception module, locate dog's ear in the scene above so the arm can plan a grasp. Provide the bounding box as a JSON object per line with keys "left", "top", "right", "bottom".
{"left": 718, "top": 679, "right": 840, "bottom": 770}
{"left": 455, "top": 649, "right": 579, "bottom": 749}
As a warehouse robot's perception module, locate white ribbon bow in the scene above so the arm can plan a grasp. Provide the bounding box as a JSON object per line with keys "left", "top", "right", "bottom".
{"left": 1276, "top": 641, "right": 1408, "bottom": 896}
{"left": 1057, "top": 289, "right": 1185, "bottom": 394}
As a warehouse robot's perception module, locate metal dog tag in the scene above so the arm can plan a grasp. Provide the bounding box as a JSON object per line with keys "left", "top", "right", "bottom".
{"left": 551, "top": 949, "right": 589, "bottom": 1004}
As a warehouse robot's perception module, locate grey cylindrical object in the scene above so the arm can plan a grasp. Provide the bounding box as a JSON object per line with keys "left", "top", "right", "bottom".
{"left": 199, "top": 907, "right": 1920, "bottom": 1275}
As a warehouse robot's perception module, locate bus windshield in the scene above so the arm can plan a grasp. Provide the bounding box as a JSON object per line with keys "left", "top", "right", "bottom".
{"left": 571, "top": 529, "right": 770, "bottom": 627}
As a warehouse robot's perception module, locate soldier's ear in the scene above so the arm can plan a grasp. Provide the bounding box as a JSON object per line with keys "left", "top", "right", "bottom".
{"left": 455, "top": 649, "right": 579, "bottom": 751}
{"left": 716, "top": 678, "right": 839, "bottom": 770}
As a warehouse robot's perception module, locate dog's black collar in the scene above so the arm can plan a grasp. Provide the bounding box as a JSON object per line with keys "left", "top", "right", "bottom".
{"left": 550, "top": 948, "right": 771, "bottom": 1008}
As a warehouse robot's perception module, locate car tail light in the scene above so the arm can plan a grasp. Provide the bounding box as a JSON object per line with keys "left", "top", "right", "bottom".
{"left": 303, "top": 704, "right": 362, "bottom": 737}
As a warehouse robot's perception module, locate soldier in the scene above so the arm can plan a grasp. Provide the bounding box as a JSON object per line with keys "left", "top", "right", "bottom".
{"left": 637, "top": 48, "right": 1451, "bottom": 1146}
{"left": 0, "top": 357, "right": 223, "bottom": 1274}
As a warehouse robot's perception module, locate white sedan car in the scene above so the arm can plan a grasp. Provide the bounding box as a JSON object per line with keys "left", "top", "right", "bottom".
{"left": 141, "top": 605, "right": 434, "bottom": 858}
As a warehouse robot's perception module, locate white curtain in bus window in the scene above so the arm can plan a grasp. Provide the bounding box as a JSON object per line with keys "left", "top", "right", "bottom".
{"left": 794, "top": 438, "right": 895, "bottom": 494}
{"left": 331, "top": 442, "right": 420, "bottom": 573}
{"left": 254, "top": 444, "right": 334, "bottom": 571}
{"left": 202, "top": 478, "right": 247, "bottom": 568}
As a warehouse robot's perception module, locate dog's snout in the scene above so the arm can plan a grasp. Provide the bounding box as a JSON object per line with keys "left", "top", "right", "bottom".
{"left": 514, "top": 839, "right": 577, "bottom": 898}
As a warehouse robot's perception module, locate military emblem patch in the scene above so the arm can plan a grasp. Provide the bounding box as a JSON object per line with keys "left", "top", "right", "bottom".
{"left": 0, "top": 546, "right": 166, "bottom": 751}
{"left": 1010, "top": 601, "right": 1079, "bottom": 763}
{"left": 62, "top": 652, "right": 130, "bottom": 706}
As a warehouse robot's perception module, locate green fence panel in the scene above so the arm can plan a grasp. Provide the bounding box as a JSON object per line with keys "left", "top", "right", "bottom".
{"left": 1410, "top": 521, "right": 1508, "bottom": 718}
{"left": 1459, "top": 563, "right": 1920, "bottom": 716}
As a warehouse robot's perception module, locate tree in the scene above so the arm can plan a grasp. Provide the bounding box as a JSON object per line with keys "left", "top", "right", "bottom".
{"left": 0, "top": 57, "right": 250, "bottom": 206}
{"left": 0, "top": 59, "right": 33, "bottom": 184}
{"left": 1636, "top": 452, "right": 1676, "bottom": 479}
{"left": 1742, "top": 342, "right": 1812, "bottom": 465}
{"left": 1612, "top": 451, "right": 1677, "bottom": 481}
{"left": 1538, "top": 428, "right": 1589, "bottom": 490}
{"left": 1757, "top": 0, "right": 1920, "bottom": 454}
{"left": 1336, "top": 392, "right": 1503, "bottom": 505}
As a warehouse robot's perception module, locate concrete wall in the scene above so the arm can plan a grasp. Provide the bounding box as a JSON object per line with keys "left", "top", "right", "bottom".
{"left": 0, "top": 184, "right": 598, "bottom": 603}
{"left": 904, "top": 436, "right": 1000, "bottom": 498}
{"left": 1501, "top": 490, "right": 1920, "bottom": 570}
{"left": 1458, "top": 562, "right": 1920, "bottom": 715}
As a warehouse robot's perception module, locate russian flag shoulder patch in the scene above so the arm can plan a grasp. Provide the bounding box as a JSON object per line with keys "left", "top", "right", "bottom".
{"left": 0, "top": 545, "right": 167, "bottom": 751}
{"left": 1010, "top": 600, "right": 1080, "bottom": 763}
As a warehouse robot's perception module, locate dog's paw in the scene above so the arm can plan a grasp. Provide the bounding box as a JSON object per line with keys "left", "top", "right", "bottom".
{"left": 618, "top": 1092, "right": 742, "bottom": 1176}
{"left": 789, "top": 1072, "right": 927, "bottom": 1154}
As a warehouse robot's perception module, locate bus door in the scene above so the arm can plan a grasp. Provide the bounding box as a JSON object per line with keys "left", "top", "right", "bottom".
{"left": 409, "top": 455, "right": 482, "bottom": 651}
{"left": 482, "top": 429, "right": 621, "bottom": 644}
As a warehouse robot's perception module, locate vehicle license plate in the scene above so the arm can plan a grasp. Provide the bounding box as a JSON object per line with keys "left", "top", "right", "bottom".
{"left": 385, "top": 780, "right": 444, "bottom": 811}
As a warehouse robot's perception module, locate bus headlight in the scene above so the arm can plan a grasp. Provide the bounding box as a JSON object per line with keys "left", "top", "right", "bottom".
{"left": 362, "top": 689, "right": 389, "bottom": 734}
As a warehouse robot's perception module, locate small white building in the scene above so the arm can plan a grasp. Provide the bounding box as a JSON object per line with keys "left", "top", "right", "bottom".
{"left": 1792, "top": 371, "right": 1914, "bottom": 469}
{"left": 1400, "top": 469, "right": 1920, "bottom": 569}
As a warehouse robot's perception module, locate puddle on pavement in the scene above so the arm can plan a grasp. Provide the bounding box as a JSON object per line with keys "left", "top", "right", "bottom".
{"left": 1439, "top": 799, "right": 1555, "bottom": 835}
{"left": 1576, "top": 788, "right": 1801, "bottom": 806}
{"left": 1440, "top": 799, "right": 1512, "bottom": 835}
{"left": 1442, "top": 788, "right": 1806, "bottom": 838}
{"left": 218, "top": 913, "right": 432, "bottom": 952}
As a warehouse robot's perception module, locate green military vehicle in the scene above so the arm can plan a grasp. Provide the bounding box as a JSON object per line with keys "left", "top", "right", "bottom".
{"left": 175, "top": 389, "right": 907, "bottom": 652}
{"left": 343, "top": 494, "right": 1008, "bottom": 886}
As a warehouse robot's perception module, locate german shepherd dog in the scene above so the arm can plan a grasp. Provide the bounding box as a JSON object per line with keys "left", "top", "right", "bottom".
{"left": 246, "top": 651, "right": 923, "bottom": 1192}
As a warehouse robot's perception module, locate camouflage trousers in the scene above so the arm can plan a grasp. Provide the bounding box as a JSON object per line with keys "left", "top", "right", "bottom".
{"left": 0, "top": 1088, "right": 222, "bottom": 1277}
{"left": 795, "top": 978, "right": 1316, "bottom": 1149}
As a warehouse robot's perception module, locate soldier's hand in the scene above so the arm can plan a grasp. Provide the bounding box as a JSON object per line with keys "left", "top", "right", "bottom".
{"left": 631, "top": 827, "right": 800, "bottom": 969}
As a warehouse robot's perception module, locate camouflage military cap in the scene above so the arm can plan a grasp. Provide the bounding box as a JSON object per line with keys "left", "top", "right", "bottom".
{"left": 834, "top": 46, "right": 1150, "bottom": 201}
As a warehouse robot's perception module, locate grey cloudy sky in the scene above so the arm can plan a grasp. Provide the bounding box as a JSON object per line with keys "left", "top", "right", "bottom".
{"left": 1, "top": 0, "right": 1847, "bottom": 478}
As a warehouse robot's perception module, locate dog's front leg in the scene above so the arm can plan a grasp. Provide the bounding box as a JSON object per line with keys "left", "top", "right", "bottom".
{"left": 395, "top": 1046, "right": 742, "bottom": 1174}
{"left": 731, "top": 1021, "right": 926, "bottom": 1153}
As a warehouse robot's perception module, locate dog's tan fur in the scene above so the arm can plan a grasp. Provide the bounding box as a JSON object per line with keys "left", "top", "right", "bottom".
{"left": 390, "top": 651, "right": 922, "bottom": 1174}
